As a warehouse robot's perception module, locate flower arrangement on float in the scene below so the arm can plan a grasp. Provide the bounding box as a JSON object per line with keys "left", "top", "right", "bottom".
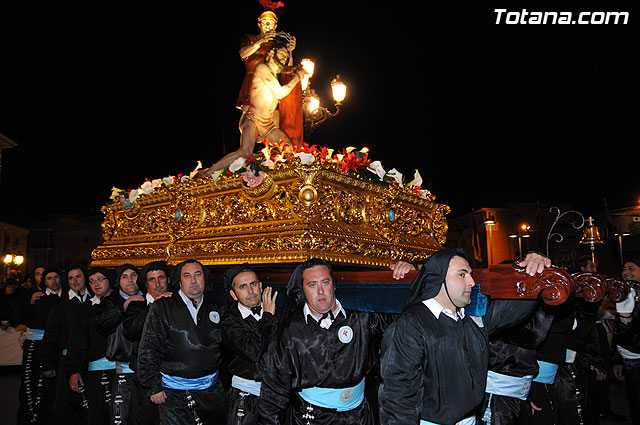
{"left": 108, "top": 140, "right": 430, "bottom": 210}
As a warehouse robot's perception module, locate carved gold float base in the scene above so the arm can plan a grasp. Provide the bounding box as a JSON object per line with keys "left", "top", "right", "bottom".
{"left": 91, "top": 161, "right": 450, "bottom": 268}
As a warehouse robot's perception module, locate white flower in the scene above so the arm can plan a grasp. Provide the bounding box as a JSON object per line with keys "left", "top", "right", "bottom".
{"left": 295, "top": 152, "right": 316, "bottom": 165}
{"left": 210, "top": 169, "right": 224, "bottom": 183}
{"left": 229, "top": 157, "right": 246, "bottom": 173}
{"left": 324, "top": 148, "right": 334, "bottom": 160}
{"left": 163, "top": 176, "right": 175, "bottom": 185}
{"left": 367, "top": 160, "right": 386, "bottom": 180}
{"left": 151, "top": 179, "right": 163, "bottom": 189}
{"left": 387, "top": 168, "right": 403, "bottom": 187}
{"left": 140, "top": 181, "right": 154, "bottom": 194}
{"left": 408, "top": 169, "right": 423, "bottom": 187}
{"left": 129, "top": 189, "right": 140, "bottom": 203}
{"left": 189, "top": 161, "right": 203, "bottom": 179}
{"left": 110, "top": 186, "right": 123, "bottom": 201}
{"left": 263, "top": 159, "right": 275, "bottom": 168}
{"left": 419, "top": 189, "right": 431, "bottom": 199}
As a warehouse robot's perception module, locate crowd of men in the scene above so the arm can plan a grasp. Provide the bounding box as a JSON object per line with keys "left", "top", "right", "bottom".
{"left": 1, "top": 251, "right": 639, "bottom": 425}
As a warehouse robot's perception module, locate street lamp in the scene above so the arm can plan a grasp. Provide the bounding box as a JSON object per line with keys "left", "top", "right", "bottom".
{"left": 615, "top": 232, "right": 630, "bottom": 266}
{"left": 509, "top": 224, "right": 530, "bottom": 261}
{"left": 484, "top": 216, "right": 496, "bottom": 265}
{"left": 3, "top": 253, "right": 24, "bottom": 280}
{"left": 300, "top": 58, "right": 347, "bottom": 133}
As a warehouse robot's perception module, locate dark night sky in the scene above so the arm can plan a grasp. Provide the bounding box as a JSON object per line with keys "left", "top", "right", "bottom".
{"left": 0, "top": 1, "right": 636, "bottom": 226}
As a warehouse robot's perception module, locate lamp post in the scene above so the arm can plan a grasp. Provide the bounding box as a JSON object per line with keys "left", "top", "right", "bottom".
{"left": 615, "top": 232, "right": 630, "bottom": 267}
{"left": 484, "top": 216, "right": 496, "bottom": 265}
{"left": 509, "top": 224, "right": 530, "bottom": 261}
{"left": 300, "top": 58, "right": 347, "bottom": 133}
{"left": 3, "top": 253, "right": 24, "bottom": 281}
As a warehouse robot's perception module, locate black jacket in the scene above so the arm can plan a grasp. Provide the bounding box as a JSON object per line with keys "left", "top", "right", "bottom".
{"left": 137, "top": 291, "right": 225, "bottom": 396}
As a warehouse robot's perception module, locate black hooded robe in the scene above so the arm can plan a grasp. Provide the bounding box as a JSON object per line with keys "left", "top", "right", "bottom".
{"left": 378, "top": 249, "right": 538, "bottom": 425}
{"left": 137, "top": 292, "right": 227, "bottom": 425}
{"left": 258, "top": 306, "right": 391, "bottom": 425}
{"left": 257, "top": 259, "right": 394, "bottom": 425}
{"left": 481, "top": 305, "right": 554, "bottom": 425}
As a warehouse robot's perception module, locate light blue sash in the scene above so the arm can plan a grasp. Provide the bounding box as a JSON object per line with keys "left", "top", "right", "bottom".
{"left": 533, "top": 360, "right": 558, "bottom": 384}
{"left": 485, "top": 370, "right": 533, "bottom": 400}
{"left": 161, "top": 370, "right": 219, "bottom": 390}
{"left": 116, "top": 361, "right": 134, "bottom": 374}
{"left": 88, "top": 357, "right": 116, "bottom": 371}
{"left": 298, "top": 378, "right": 365, "bottom": 412}
{"left": 231, "top": 375, "right": 261, "bottom": 397}
{"left": 421, "top": 416, "right": 476, "bottom": 425}
{"left": 25, "top": 327, "right": 44, "bottom": 341}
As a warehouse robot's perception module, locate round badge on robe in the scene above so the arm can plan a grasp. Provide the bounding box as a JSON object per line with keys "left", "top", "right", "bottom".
{"left": 338, "top": 326, "right": 353, "bottom": 343}
{"left": 209, "top": 311, "right": 220, "bottom": 324}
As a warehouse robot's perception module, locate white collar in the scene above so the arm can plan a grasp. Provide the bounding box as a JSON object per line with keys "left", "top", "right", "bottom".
{"left": 178, "top": 289, "right": 202, "bottom": 325}
{"left": 90, "top": 295, "right": 101, "bottom": 305}
{"left": 423, "top": 298, "right": 465, "bottom": 321}
{"left": 146, "top": 292, "right": 155, "bottom": 305}
{"left": 45, "top": 287, "right": 62, "bottom": 297}
{"left": 68, "top": 288, "right": 88, "bottom": 302}
{"left": 238, "top": 302, "right": 262, "bottom": 321}
{"left": 304, "top": 299, "right": 346, "bottom": 329}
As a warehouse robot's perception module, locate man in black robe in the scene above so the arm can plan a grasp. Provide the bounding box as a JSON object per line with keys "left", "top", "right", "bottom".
{"left": 42, "top": 264, "right": 92, "bottom": 424}
{"left": 482, "top": 304, "right": 554, "bottom": 425}
{"left": 138, "top": 259, "right": 227, "bottom": 425}
{"left": 123, "top": 261, "right": 173, "bottom": 425}
{"left": 258, "top": 258, "right": 393, "bottom": 425}
{"left": 94, "top": 263, "right": 144, "bottom": 425}
{"left": 378, "top": 249, "right": 550, "bottom": 425}
{"left": 612, "top": 259, "right": 640, "bottom": 425}
{"left": 65, "top": 267, "right": 116, "bottom": 425}
{"left": 221, "top": 263, "right": 278, "bottom": 425}
{"left": 13, "top": 265, "right": 58, "bottom": 425}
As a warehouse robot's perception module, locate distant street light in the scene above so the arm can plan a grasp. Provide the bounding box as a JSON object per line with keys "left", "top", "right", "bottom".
{"left": 615, "top": 232, "right": 630, "bottom": 266}
{"left": 509, "top": 224, "right": 530, "bottom": 261}
{"left": 484, "top": 216, "right": 496, "bottom": 265}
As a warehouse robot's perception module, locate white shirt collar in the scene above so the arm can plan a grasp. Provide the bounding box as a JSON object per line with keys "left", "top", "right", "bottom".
{"left": 146, "top": 292, "right": 155, "bottom": 305}
{"left": 304, "top": 299, "right": 346, "bottom": 329}
{"left": 423, "top": 298, "right": 465, "bottom": 321}
{"left": 45, "top": 287, "right": 62, "bottom": 297}
{"left": 68, "top": 288, "right": 88, "bottom": 302}
{"left": 90, "top": 295, "right": 101, "bottom": 305}
{"left": 238, "top": 302, "right": 262, "bottom": 321}
{"left": 178, "top": 289, "right": 202, "bottom": 325}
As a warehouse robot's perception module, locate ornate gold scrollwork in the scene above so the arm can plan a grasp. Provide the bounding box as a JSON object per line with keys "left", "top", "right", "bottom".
{"left": 91, "top": 161, "right": 449, "bottom": 268}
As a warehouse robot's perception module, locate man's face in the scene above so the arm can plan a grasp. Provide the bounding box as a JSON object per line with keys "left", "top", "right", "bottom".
{"left": 146, "top": 270, "right": 168, "bottom": 300}
{"left": 622, "top": 262, "right": 640, "bottom": 281}
{"left": 302, "top": 265, "right": 336, "bottom": 316}
{"left": 89, "top": 272, "right": 111, "bottom": 298}
{"left": 274, "top": 47, "right": 289, "bottom": 67}
{"left": 180, "top": 262, "right": 205, "bottom": 300}
{"left": 230, "top": 271, "right": 262, "bottom": 309}
{"left": 68, "top": 269, "right": 86, "bottom": 294}
{"left": 581, "top": 260, "right": 598, "bottom": 273}
{"left": 258, "top": 18, "right": 277, "bottom": 34}
{"left": 44, "top": 272, "right": 61, "bottom": 292}
{"left": 34, "top": 267, "right": 45, "bottom": 286}
{"left": 119, "top": 269, "right": 139, "bottom": 296}
{"left": 444, "top": 256, "right": 476, "bottom": 307}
